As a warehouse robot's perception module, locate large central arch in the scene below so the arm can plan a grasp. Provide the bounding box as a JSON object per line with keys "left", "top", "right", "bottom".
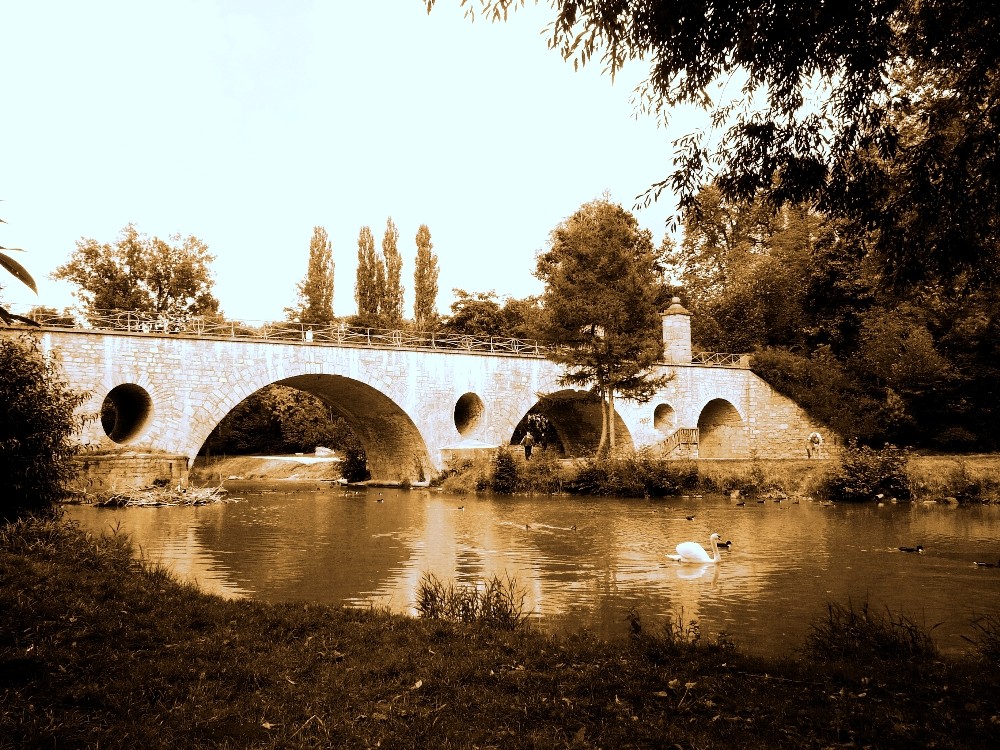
{"left": 197, "top": 373, "right": 432, "bottom": 483}
{"left": 697, "top": 398, "right": 748, "bottom": 459}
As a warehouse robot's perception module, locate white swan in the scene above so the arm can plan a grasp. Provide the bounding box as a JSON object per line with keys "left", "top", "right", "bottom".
{"left": 667, "top": 533, "right": 722, "bottom": 564}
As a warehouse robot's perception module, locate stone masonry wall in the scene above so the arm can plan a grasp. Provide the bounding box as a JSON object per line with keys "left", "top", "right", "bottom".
{"left": 7, "top": 328, "right": 836, "bottom": 482}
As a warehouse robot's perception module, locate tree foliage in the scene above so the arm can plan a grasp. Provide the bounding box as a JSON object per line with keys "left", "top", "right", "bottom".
{"left": 672, "top": 180, "right": 1000, "bottom": 450}
{"left": 0, "top": 335, "right": 86, "bottom": 519}
{"left": 287, "top": 226, "right": 335, "bottom": 325}
{"left": 442, "top": 290, "right": 505, "bottom": 336}
{"left": 382, "top": 218, "right": 404, "bottom": 327}
{"left": 354, "top": 225, "right": 382, "bottom": 327}
{"left": 441, "top": 290, "right": 541, "bottom": 339}
{"left": 535, "top": 197, "right": 669, "bottom": 454}
{"left": 413, "top": 224, "right": 439, "bottom": 330}
{"left": 430, "top": 1, "right": 1000, "bottom": 290}
{"left": 52, "top": 224, "right": 220, "bottom": 319}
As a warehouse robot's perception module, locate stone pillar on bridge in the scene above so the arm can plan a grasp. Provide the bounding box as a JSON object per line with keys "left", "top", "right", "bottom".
{"left": 661, "top": 297, "right": 692, "bottom": 365}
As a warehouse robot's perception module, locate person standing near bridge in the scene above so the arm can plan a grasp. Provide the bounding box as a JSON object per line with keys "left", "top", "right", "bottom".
{"left": 520, "top": 432, "right": 535, "bottom": 460}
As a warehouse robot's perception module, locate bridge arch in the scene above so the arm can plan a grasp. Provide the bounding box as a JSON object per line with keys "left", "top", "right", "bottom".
{"left": 189, "top": 372, "right": 432, "bottom": 484}
{"left": 278, "top": 374, "right": 432, "bottom": 483}
{"left": 653, "top": 402, "right": 677, "bottom": 433}
{"left": 697, "top": 398, "right": 748, "bottom": 459}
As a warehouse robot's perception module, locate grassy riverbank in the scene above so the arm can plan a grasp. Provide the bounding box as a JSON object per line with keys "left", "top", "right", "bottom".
{"left": 2, "top": 515, "right": 999, "bottom": 749}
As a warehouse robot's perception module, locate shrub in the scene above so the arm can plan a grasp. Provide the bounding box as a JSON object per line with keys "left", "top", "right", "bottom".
{"left": 415, "top": 572, "right": 530, "bottom": 630}
{"left": 490, "top": 447, "right": 519, "bottom": 494}
{"left": 823, "top": 440, "right": 911, "bottom": 502}
{"left": 0, "top": 335, "right": 86, "bottom": 519}
{"left": 565, "top": 452, "right": 698, "bottom": 497}
{"left": 932, "top": 426, "right": 979, "bottom": 452}
{"left": 339, "top": 441, "right": 370, "bottom": 484}
{"left": 514, "top": 449, "right": 572, "bottom": 493}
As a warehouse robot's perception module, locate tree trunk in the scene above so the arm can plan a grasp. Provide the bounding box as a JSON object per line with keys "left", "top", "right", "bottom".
{"left": 596, "top": 386, "right": 609, "bottom": 456}
{"left": 608, "top": 387, "right": 617, "bottom": 455}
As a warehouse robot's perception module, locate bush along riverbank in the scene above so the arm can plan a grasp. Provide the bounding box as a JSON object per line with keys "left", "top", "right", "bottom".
{"left": 435, "top": 445, "right": 1000, "bottom": 503}
{"left": 2, "top": 515, "right": 999, "bottom": 749}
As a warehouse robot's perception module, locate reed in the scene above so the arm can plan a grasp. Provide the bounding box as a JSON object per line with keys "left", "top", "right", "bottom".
{"left": 415, "top": 572, "right": 530, "bottom": 631}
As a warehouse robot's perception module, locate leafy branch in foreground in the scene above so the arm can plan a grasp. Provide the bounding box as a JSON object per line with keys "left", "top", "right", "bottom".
{"left": 1, "top": 213, "right": 40, "bottom": 326}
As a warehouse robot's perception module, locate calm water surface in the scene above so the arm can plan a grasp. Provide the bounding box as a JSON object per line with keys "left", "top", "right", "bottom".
{"left": 64, "top": 485, "right": 1000, "bottom": 659}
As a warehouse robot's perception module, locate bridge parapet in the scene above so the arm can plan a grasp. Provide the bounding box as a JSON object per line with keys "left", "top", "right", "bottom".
{"left": 8, "top": 307, "right": 751, "bottom": 368}
{"left": 11, "top": 307, "right": 547, "bottom": 357}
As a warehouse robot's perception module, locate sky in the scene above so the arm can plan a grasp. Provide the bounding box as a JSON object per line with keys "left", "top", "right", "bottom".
{"left": 1, "top": 0, "right": 707, "bottom": 323}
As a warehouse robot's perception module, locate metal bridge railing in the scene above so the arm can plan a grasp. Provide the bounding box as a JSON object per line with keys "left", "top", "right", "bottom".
{"left": 8, "top": 307, "right": 548, "bottom": 357}
{"left": 5, "top": 306, "right": 750, "bottom": 367}
{"left": 691, "top": 351, "right": 752, "bottom": 368}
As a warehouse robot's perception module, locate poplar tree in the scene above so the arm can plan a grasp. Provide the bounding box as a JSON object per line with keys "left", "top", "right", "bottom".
{"left": 287, "top": 226, "right": 334, "bottom": 325}
{"left": 354, "top": 225, "right": 381, "bottom": 325}
{"left": 381, "top": 217, "right": 404, "bottom": 327}
{"left": 413, "top": 224, "right": 439, "bottom": 330}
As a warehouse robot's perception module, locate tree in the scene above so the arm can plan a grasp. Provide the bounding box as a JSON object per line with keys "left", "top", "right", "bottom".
{"left": 429, "top": 1, "right": 1000, "bottom": 290}
{"left": 1, "top": 335, "right": 86, "bottom": 519}
{"left": 535, "top": 197, "right": 669, "bottom": 455}
{"left": 441, "top": 289, "right": 506, "bottom": 336}
{"left": 201, "top": 384, "right": 361, "bottom": 456}
{"left": 670, "top": 185, "right": 825, "bottom": 352}
{"left": 287, "top": 226, "right": 334, "bottom": 325}
{"left": 354, "top": 225, "right": 382, "bottom": 326}
{"left": 413, "top": 224, "right": 439, "bottom": 329}
{"left": 52, "top": 224, "right": 220, "bottom": 319}
{"left": 381, "top": 217, "right": 404, "bottom": 327}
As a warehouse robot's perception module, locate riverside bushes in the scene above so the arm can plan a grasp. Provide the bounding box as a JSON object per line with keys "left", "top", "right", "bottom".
{"left": 823, "top": 440, "right": 911, "bottom": 502}
{"left": 0, "top": 335, "right": 86, "bottom": 520}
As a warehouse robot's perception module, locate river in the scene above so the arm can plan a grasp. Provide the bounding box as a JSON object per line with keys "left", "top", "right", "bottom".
{"left": 63, "top": 484, "right": 1000, "bottom": 659}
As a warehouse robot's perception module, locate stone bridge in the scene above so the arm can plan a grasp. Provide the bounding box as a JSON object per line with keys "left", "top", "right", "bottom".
{"left": 4, "top": 300, "right": 831, "bottom": 487}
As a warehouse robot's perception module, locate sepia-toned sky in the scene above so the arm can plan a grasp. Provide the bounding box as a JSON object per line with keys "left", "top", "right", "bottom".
{"left": 1, "top": 0, "right": 707, "bottom": 322}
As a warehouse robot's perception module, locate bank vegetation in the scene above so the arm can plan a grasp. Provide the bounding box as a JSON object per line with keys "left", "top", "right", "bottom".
{"left": 435, "top": 446, "right": 1000, "bottom": 504}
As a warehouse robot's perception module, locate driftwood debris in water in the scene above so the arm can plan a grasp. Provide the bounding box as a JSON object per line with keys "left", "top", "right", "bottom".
{"left": 92, "top": 485, "right": 232, "bottom": 508}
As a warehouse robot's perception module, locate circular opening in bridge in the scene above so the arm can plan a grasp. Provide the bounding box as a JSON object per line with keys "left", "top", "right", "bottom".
{"left": 101, "top": 383, "right": 153, "bottom": 444}
{"left": 654, "top": 403, "right": 676, "bottom": 432}
{"left": 454, "top": 392, "right": 485, "bottom": 436}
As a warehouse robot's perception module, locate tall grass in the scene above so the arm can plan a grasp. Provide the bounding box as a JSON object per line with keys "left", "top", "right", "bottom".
{"left": 805, "top": 598, "right": 938, "bottom": 664}
{"left": 965, "top": 613, "right": 1000, "bottom": 664}
{"left": 565, "top": 450, "right": 698, "bottom": 496}
{"left": 415, "top": 572, "right": 531, "bottom": 630}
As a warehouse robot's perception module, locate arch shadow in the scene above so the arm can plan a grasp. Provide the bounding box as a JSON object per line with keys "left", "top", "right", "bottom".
{"left": 511, "top": 389, "right": 634, "bottom": 457}
{"left": 697, "top": 398, "right": 748, "bottom": 459}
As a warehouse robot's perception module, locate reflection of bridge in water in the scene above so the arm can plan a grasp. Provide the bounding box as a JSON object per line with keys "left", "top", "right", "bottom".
{"left": 3, "top": 299, "right": 829, "bottom": 488}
